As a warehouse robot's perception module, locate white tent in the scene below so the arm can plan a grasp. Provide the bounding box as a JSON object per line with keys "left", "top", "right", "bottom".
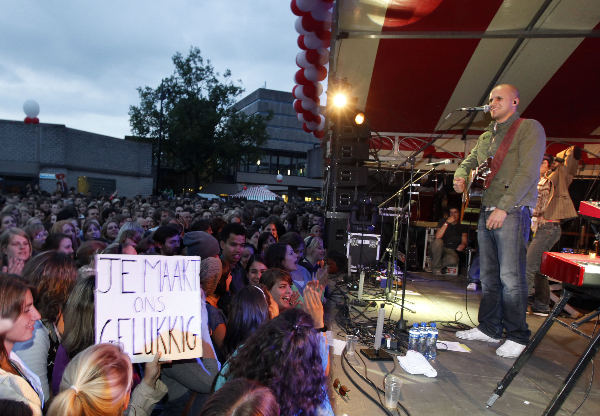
{"left": 231, "top": 186, "right": 281, "bottom": 202}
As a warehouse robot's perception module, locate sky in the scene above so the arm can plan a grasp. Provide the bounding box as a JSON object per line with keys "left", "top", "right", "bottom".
{"left": 0, "top": 0, "right": 300, "bottom": 138}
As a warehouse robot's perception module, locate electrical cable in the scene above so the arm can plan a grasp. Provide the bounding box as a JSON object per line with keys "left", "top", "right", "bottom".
{"left": 341, "top": 348, "right": 412, "bottom": 416}
{"left": 340, "top": 348, "right": 394, "bottom": 415}
{"left": 570, "top": 313, "right": 599, "bottom": 415}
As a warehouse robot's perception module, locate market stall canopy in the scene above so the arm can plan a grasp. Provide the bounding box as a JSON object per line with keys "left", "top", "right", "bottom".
{"left": 231, "top": 186, "right": 281, "bottom": 201}
{"left": 330, "top": 0, "right": 600, "bottom": 171}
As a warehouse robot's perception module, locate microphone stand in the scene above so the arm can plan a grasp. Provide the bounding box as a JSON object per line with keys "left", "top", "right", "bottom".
{"left": 382, "top": 111, "right": 473, "bottom": 335}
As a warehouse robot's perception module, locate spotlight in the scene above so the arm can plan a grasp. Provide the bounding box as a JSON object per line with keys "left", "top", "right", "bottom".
{"left": 332, "top": 93, "right": 348, "bottom": 108}
{"left": 354, "top": 112, "right": 365, "bottom": 125}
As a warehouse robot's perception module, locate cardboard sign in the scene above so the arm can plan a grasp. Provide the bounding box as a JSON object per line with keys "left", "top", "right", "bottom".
{"left": 95, "top": 254, "right": 202, "bottom": 363}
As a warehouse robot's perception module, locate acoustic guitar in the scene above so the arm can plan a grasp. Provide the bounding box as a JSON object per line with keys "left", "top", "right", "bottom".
{"left": 460, "top": 157, "right": 493, "bottom": 226}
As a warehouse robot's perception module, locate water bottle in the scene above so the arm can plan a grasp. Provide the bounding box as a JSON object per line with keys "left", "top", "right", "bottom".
{"left": 407, "top": 323, "right": 419, "bottom": 351}
{"left": 417, "top": 322, "right": 428, "bottom": 354}
{"left": 426, "top": 323, "right": 438, "bottom": 360}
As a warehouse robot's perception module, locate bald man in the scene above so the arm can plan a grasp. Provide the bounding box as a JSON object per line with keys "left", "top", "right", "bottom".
{"left": 452, "top": 84, "right": 546, "bottom": 358}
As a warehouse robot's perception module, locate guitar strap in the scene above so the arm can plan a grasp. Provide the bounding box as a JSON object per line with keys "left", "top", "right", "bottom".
{"left": 484, "top": 118, "right": 524, "bottom": 189}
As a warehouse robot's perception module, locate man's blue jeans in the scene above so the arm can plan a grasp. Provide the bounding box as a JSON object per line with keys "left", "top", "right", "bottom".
{"left": 477, "top": 206, "right": 531, "bottom": 344}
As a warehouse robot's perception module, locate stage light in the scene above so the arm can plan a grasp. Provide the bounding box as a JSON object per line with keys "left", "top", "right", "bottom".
{"left": 332, "top": 93, "right": 348, "bottom": 108}
{"left": 354, "top": 112, "right": 365, "bottom": 125}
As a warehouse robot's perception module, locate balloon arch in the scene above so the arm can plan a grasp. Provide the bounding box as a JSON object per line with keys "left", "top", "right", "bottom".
{"left": 290, "top": 0, "right": 333, "bottom": 139}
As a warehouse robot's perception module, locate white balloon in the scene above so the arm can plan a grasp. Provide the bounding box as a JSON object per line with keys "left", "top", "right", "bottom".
{"left": 312, "top": 9, "right": 332, "bottom": 22}
{"left": 314, "top": 82, "right": 324, "bottom": 97}
{"left": 306, "top": 121, "right": 319, "bottom": 131}
{"left": 317, "top": 114, "right": 326, "bottom": 131}
{"left": 304, "top": 65, "right": 326, "bottom": 82}
{"left": 301, "top": 98, "right": 318, "bottom": 111}
{"left": 297, "top": 113, "right": 305, "bottom": 123}
{"left": 294, "top": 85, "right": 307, "bottom": 101}
{"left": 303, "top": 32, "right": 323, "bottom": 49}
{"left": 296, "top": 0, "right": 318, "bottom": 12}
{"left": 294, "top": 16, "right": 309, "bottom": 35}
{"left": 296, "top": 51, "right": 310, "bottom": 69}
{"left": 316, "top": 48, "right": 330, "bottom": 65}
{"left": 23, "top": 99, "right": 40, "bottom": 118}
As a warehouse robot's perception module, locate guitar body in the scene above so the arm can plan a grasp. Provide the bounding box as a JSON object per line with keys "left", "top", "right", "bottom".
{"left": 461, "top": 157, "right": 492, "bottom": 227}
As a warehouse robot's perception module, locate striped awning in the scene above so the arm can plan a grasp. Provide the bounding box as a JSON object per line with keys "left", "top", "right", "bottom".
{"left": 330, "top": 0, "right": 600, "bottom": 172}
{"left": 231, "top": 186, "right": 282, "bottom": 201}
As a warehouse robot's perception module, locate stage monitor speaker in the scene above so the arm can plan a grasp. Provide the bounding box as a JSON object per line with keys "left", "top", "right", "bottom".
{"left": 337, "top": 166, "right": 368, "bottom": 187}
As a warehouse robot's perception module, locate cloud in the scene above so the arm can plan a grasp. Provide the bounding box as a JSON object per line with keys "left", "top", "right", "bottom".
{"left": 0, "top": 0, "right": 300, "bottom": 138}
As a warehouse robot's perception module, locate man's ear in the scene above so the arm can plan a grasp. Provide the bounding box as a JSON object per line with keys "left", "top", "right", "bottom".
{"left": 220, "top": 240, "right": 225, "bottom": 250}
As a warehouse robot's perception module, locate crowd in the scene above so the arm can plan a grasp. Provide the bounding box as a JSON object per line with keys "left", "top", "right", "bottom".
{"left": 0, "top": 188, "right": 333, "bottom": 416}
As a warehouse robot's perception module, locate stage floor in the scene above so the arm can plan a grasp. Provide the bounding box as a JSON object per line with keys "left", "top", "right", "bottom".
{"left": 326, "top": 271, "right": 600, "bottom": 416}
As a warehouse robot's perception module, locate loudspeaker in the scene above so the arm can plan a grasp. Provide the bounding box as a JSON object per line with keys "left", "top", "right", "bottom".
{"left": 335, "top": 141, "right": 369, "bottom": 162}
{"left": 335, "top": 187, "right": 356, "bottom": 211}
{"left": 337, "top": 166, "right": 368, "bottom": 187}
{"left": 325, "top": 212, "right": 349, "bottom": 253}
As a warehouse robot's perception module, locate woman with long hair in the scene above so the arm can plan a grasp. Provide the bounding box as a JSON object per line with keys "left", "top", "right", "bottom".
{"left": 221, "top": 285, "right": 277, "bottom": 360}
{"left": 0, "top": 274, "right": 44, "bottom": 415}
{"left": 48, "top": 343, "right": 167, "bottom": 416}
{"left": 13, "top": 251, "right": 77, "bottom": 400}
{"left": 256, "top": 232, "right": 276, "bottom": 261}
{"left": 0, "top": 228, "right": 32, "bottom": 276}
{"left": 23, "top": 223, "right": 47, "bottom": 256}
{"left": 42, "top": 233, "right": 73, "bottom": 257}
{"left": 216, "top": 308, "right": 333, "bottom": 416}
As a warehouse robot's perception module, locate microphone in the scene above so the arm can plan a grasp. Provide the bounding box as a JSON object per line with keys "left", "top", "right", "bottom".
{"left": 426, "top": 159, "right": 451, "bottom": 166}
{"left": 457, "top": 105, "right": 490, "bottom": 113}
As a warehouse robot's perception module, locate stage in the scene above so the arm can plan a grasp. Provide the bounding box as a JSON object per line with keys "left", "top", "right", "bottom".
{"left": 325, "top": 271, "right": 600, "bottom": 415}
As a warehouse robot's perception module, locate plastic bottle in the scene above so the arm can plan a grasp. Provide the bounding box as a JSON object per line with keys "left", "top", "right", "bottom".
{"left": 417, "top": 322, "right": 428, "bottom": 354}
{"left": 407, "top": 323, "right": 419, "bottom": 351}
{"left": 426, "top": 323, "right": 438, "bottom": 360}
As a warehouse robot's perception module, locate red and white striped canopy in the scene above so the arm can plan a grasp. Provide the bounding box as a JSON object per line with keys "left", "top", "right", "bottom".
{"left": 231, "top": 186, "right": 281, "bottom": 202}
{"left": 330, "top": 0, "right": 600, "bottom": 171}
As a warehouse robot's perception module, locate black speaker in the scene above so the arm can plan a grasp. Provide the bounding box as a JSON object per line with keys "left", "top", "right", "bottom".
{"left": 325, "top": 212, "right": 349, "bottom": 253}
{"left": 337, "top": 166, "right": 368, "bottom": 187}
{"left": 335, "top": 141, "right": 369, "bottom": 162}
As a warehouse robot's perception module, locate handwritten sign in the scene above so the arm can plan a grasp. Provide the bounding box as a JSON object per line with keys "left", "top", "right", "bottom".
{"left": 95, "top": 254, "right": 202, "bottom": 363}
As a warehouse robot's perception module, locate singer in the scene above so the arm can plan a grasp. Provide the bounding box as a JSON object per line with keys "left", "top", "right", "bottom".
{"left": 452, "top": 84, "right": 545, "bottom": 358}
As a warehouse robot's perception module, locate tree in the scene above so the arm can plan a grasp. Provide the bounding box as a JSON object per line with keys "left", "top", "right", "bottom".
{"left": 129, "top": 47, "right": 270, "bottom": 190}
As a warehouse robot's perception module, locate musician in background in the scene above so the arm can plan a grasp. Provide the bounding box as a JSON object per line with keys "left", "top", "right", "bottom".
{"left": 526, "top": 146, "right": 580, "bottom": 316}
{"left": 431, "top": 207, "right": 467, "bottom": 275}
{"left": 452, "top": 84, "right": 546, "bottom": 358}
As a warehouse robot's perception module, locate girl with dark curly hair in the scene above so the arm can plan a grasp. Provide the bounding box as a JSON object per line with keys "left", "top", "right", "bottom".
{"left": 215, "top": 305, "right": 332, "bottom": 415}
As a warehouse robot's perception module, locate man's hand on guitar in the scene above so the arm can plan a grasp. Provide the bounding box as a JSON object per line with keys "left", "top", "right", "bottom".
{"left": 453, "top": 177, "right": 465, "bottom": 193}
{"left": 486, "top": 208, "right": 507, "bottom": 230}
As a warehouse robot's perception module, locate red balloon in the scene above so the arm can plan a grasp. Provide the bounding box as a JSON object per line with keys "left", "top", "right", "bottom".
{"left": 302, "top": 83, "right": 317, "bottom": 99}
{"left": 294, "top": 69, "right": 311, "bottom": 86}
{"left": 302, "top": 123, "right": 312, "bottom": 133}
{"left": 297, "top": 35, "right": 308, "bottom": 50}
{"left": 303, "top": 110, "right": 318, "bottom": 123}
{"left": 301, "top": 14, "right": 319, "bottom": 32}
{"left": 314, "top": 129, "right": 325, "bottom": 139}
{"left": 292, "top": 84, "right": 299, "bottom": 98}
{"left": 293, "top": 99, "right": 303, "bottom": 113}
{"left": 316, "top": 29, "right": 331, "bottom": 43}
{"left": 243, "top": 185, "right": 248, "bottom": 190}
{"left": 306, "top": 49, "right": 320, "bottom": 64}
{"left": 290, "top": 0, "right": 307, "bottom": 16}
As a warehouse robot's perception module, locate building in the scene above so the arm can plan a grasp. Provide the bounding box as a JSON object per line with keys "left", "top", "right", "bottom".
{"left": 216, "top": 88, "right": 323, "bottom": 199}
{"left": 0, "top": 119, "right": 153, "bottom": 196}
